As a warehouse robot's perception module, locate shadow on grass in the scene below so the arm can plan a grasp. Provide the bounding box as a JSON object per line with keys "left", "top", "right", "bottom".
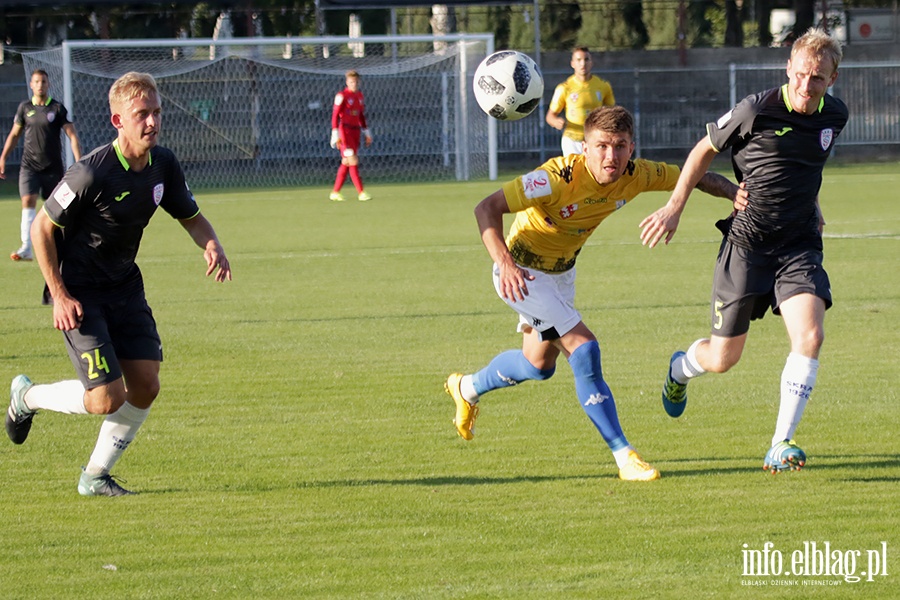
{"left": 295, "top": 473, "right": 606, "bottom": 489}
{"left": 652, "top": 453, "right": 900, "bottom": 479}
{"left": 287, "top": 454, "right": 900, "bottom": 489}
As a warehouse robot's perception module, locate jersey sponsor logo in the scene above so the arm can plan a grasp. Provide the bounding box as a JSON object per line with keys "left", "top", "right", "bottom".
{"left": 54, "top": 182, "right": 76, "bottom": 209}
{"left": 522, "top": 169, "right": 551, "bottom": 199}
{"left": 775, "top": 126, "right": 793, "bottom": 136}
{"left": 559, "top": 203, "right": 579, "bottom": 218}
{"left": 716, "top": 109, "right": 734, "bottom": 129}
{"left": 583, "top": 197, "right": 607, "bottom": 205}
{"left": 114, "top": 191, "right": 130, "bottom": 202}
{"left": 152, "top": 183, "right": 164, "bottom": 206}
{"left": 820, "top": 128, "right": 834, "bottom": 151}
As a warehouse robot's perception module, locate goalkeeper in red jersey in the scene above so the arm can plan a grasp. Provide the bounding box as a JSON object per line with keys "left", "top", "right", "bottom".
{"left": 329, "top": 70, "right": 373, "bottom": 202}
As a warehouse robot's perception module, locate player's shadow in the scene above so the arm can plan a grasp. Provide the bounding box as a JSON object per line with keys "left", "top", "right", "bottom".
{"left": 297, "top": 473, "right": 604, "bottom": 490}
{"left": 659, "top": 453, "right": 900, "bottom": 479}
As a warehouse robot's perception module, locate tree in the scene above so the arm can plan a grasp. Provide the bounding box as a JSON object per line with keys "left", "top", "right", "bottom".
{"left": 724, "top": 0, "right": 745, "bottom": 47}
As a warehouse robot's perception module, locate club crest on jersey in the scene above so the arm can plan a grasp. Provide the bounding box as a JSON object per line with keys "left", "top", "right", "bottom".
{"left": 522, "top": 169, "right": 551, "bottom": 199}
{"left": 47, "top": 112, "right": 56, "bottom": 123}
{"left": 820, "top": 128, "right": 834, "bottom": 151}
{"left": 559, "top": 203, "right": 578, "bottom": 219}
{"left": 153, "top": 183, "right": 164, "bottom": 205}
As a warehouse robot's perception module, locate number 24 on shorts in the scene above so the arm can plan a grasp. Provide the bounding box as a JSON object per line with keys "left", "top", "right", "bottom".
{"left": 81, "top": 348, "right": 110, "bottom": 380}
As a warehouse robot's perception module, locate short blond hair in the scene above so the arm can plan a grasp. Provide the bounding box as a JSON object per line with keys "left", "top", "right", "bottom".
{"left": 792, "top": 28, "right": 843, "bottom": 73}
{"left": 109, "top": 72, "right": 158, "bottom": 113}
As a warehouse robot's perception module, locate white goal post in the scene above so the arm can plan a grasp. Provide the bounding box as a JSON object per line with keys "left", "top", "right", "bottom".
{"left": 22, "top": 34, "right": 497, "bottom": 188}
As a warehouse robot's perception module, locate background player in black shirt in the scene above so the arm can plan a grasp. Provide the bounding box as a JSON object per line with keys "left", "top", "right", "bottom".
{"left": 638, "top": 29, "right": 848, "bottom": 475}
{"left": 0, "top": 69, "right": 81, "bottom": 261}
{"left": 6, "top": 72, "right": 232, "bottom": 496}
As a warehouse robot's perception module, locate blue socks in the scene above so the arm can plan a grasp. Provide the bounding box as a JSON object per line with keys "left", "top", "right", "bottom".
{"left": 471, "top": 350, "right": 555, "bottom": 396}
{"left": 568, "top": 341, "right": 628, "bottom": 451}
{"left": 470, "top": 343, "right": 628, "bottom": 453}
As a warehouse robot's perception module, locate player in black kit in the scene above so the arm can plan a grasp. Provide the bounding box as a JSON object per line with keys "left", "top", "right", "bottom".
{"left": 638, "top": 29, "right": 848, "bottom": 474}
{"left": 5, "top": 72, "right": 232, "bottom": 496}
{"left": 0, "top": 69, "right": 81, "bottom": 261}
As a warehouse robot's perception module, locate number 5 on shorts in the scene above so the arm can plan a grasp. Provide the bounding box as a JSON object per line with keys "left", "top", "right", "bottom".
{"left": 713, "top": 300, "right": 725, "bottom": 331}
{"left": 81, "top": 348, "right": 111, "bottom": 380}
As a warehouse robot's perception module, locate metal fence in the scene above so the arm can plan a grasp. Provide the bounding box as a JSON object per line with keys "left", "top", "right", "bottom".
{"left": 2, "top": 61, "right": 899, "bottom": 178}
{"left": 502, "top": 61, "right": 900, "bottom": 162}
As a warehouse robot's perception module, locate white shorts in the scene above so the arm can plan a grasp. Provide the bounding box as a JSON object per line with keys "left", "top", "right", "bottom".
{"left": 561, "top": 136, "right": 584, "bottom": 156}
{"left": 492, "top": 263, "right": 582, "bottom": 341}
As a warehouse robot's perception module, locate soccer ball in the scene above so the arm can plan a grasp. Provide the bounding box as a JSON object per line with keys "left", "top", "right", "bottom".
{"left": 473, "top": 50, "right": 544, "bottom": 121}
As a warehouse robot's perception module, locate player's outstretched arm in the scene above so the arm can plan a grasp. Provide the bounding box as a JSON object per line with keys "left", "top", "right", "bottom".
{"left": 639, "top": 136, "right": 718, "bottom": 248}
{"left": 179, "top": 213, "right": 232, "bottom": 282}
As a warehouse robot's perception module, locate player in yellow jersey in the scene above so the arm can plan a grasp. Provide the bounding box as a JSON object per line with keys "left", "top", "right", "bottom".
{"left": 546, "top": 47, "right": 615, "bottom": 156}
{"left": 444, "top": 106, "right": 747, "bottom": 481}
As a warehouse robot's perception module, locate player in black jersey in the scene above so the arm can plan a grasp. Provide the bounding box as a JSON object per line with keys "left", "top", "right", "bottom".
{"left": 0, "top": 69, "right": 81, "bottom": 261}
{"left": 638, "top": 29, "right": 848, "bottom": 475}
{"left": 5, "top": 72, "right": 232, "bottom": 496}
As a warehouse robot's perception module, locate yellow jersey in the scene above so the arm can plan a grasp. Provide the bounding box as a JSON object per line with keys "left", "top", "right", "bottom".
{"left": 502, "top": 154, "right": 681, "bottom": 273}
{"left": 548, "top": 75, "right": 616, "bottom": 142}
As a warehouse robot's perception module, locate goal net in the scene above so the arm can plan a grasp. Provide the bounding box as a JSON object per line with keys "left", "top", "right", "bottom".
{"left": 22, "top": 34, "right": 496, "bottom": 188}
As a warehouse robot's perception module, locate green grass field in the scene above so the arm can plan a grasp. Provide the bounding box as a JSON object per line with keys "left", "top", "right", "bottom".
{"left": 0, "top": 164, "right": 898, "bottom": 599}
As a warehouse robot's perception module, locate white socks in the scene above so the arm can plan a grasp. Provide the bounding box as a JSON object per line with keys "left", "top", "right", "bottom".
{"left": 85, "top": 402, "right": 151, "bottom": 476}
{"left": 772, "top": 352, "right": 818, "bottom": 445}
{"left": 24, "top": 380, "right": 151, "bottom": 477}
{"left": 24, "top": 380, "right": 88, "bottom": 414}
{"left": 612, "top": 446, "right": 636, "bottom": 469}
{"left": 21, "top": 207, "right": 36, "bottom": 248}
{"left": 671, "top": 339, "right": 708, "bottom": 384}
{"left": 459, "top": 374, "right": 479, "bottom": 403}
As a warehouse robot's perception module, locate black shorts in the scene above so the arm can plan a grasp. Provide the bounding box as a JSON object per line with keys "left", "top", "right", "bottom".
{"left": 19, "top": 166, "right": 64, "bottom": 200}
{"left": 62, "top": 291, "right": 163, "bottom": 389}
{"left": 709, "top": 239, "right": 832, "bottom": 337}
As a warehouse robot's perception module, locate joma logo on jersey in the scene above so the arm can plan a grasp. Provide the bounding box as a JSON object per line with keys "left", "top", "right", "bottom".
{"left": 559, "top": 203, "right": 579, "bottom": 218}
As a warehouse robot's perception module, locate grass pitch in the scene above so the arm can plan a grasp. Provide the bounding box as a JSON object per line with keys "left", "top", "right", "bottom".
{"left": 0, "top": 164, "right": 898, "bottom": 599}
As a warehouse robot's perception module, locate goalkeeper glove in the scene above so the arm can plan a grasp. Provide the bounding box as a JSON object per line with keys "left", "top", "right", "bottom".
{"left": 330, "top": 128, "right": 339, "bottom": 148}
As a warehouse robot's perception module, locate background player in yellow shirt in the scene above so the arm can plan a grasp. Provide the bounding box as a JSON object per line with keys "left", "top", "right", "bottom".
{"left": 546, "top": 47, "right": 615, "bottom": 156}
{"left": 445, "top": 106, "right": 746, "bottom": 481}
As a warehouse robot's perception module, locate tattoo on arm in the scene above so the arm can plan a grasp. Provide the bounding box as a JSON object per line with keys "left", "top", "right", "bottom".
{"left": 695, "top": 172, "right": 738, "bottom": 200}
